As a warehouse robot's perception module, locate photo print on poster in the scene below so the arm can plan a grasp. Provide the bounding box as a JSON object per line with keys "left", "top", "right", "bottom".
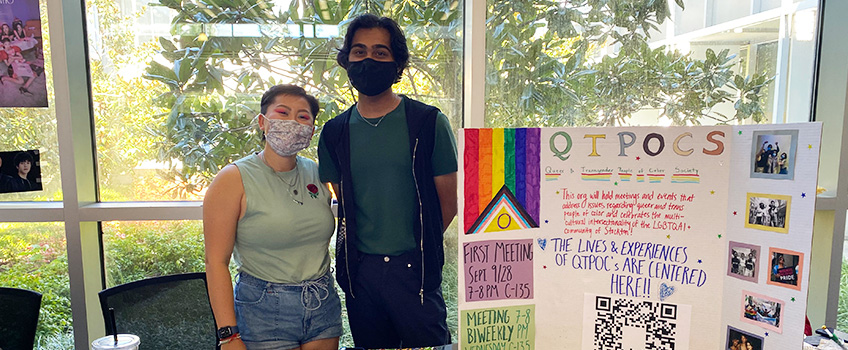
{"left": 0, "top": 0, "right": 47, "bottom": 107}
{"left": 745, "top": 193, "right": 791, "bottom": 233}
{"left": 726, "top": 326, "right": 764, "bottom": 350}
{"left": 740, "top": 291, "right": 784, "bottom": 333}
{"left": 0, "top": 149, "right": 42, "bottom": 193}
{"left": 727, "top": 241, "right": 761, "bottom": 283}
{"left": 750, "top": 130, "right": 798, "bottom": 180}
{"left": 767, "top": 248, "right": 804, "bottom": 291}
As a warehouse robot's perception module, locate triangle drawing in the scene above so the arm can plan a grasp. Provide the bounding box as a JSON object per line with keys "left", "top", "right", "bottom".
{"left": 466, "top": 185, "right": 539, "bottom": 235}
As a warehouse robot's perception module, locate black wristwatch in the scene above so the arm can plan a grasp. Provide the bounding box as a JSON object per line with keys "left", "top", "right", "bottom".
{"left": 216, "top": 325, "right": 239, "bottom": 340}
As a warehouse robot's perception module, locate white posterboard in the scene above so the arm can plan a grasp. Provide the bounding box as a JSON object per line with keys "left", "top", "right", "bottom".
{"left": 458, "top": 124, "right": 821, "bottom": 350}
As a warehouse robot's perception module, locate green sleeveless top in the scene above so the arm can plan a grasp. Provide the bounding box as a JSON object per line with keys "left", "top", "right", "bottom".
{"left": 232, "top": 153, "right": 334, "bottom": 283}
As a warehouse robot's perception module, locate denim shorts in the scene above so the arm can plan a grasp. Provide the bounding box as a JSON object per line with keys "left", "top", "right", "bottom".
{"left": 234, "top": 270, "right": 343, "bottom": 350}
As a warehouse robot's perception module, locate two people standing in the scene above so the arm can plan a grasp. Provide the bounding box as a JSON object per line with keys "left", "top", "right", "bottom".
{"left": 204, "top": 13, "right": 457, "bottom": 350}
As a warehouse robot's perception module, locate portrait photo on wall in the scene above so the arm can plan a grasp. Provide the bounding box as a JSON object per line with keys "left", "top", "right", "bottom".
{"left": 0, "top": 0, "right": 46, "bottom": 108}
{"left": 745, "top": 193, "right": 791, "bottom": 233}
{"left": 0, "top": 150, "right": 41, "bottom": 193}
{"left": 726, "top": 326, "right": 764, "bottom": 350}
{"left": 767, "top": 248, "right": 804, "bottom": 291}
{"left": 740, "top": 290, "right": 784, "bottom": 333}
{"left": 727, "top": 241, "right": 760, "bottom": 283}
{"left": 750, "top": 130, "right": 798, "bottom": 180}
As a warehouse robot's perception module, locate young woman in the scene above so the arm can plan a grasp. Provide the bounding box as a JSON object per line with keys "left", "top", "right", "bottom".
{"left": 11, "top": 19, "right": 26, "bottom": 41}
{"left": 1, "top": 45, "right": 36, "bottom": 94}
{"left": 203, "top": 85, "right": 341, "bottom": 350}
{"left": 0, "top": 24, "right": 14, "bottom": 43}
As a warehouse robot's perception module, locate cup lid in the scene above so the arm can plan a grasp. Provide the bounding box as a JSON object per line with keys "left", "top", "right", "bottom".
{"left": 91, "top": 334, "right": 140, "bottom": 349}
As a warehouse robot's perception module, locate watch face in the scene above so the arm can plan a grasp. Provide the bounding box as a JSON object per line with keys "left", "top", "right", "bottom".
{"left": 217, "top": 327, "right": 233, "bottom": 339}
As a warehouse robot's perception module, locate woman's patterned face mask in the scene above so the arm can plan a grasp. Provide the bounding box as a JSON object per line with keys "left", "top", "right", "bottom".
{"left": 264, "top": 118, "right": 314, "bottom": 157}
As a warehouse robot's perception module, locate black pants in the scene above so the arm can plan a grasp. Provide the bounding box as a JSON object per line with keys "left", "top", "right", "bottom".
{"left": 345, "top": 252, "right": 450, "bottom": 349}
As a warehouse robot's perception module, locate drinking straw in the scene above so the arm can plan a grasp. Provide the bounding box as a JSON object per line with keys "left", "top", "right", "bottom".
{"left": 108, "top": 308, "right": 118, "bottom": 345}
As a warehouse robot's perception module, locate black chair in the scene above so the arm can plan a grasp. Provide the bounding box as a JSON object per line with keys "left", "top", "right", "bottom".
{"left": 98, "top": 272, "right": 217, "bottom": 349}
{"left": 0, "top": 287, "right": 42, "bottom": 350}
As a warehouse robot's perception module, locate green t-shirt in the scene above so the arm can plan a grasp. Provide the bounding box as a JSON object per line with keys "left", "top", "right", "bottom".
{"left": 318, "top": 99, "right": 457, "bottom": 255}
{"left": 232, "top": 154, "right": 335, "bottom": 283}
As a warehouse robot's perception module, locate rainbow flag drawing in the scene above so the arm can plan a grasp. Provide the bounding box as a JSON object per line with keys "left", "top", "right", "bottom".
{"left": 636, "top": 174, "right": 646, "bottom": 182}
{"left": 671, "top": 173, "right": 700, "bottom": 183}
{"left": 463, "top": 128, "right": 541, "bottom": 234}
{"left": 648, "top": 174, "right": 665, "bottom": 183}
{"left": 581, "top": 172, "right": 612, "bottom": 181}
{"left": 545, "top": 173, "right": 561, "bottom": 181}
{"left": 619, "top": 173, "right": 633, "bottom": 182}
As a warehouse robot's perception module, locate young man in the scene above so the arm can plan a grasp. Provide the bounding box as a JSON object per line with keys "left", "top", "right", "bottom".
{"left": 318, "top": 13, "right": 457, "bottom": 349}
{"left": 7, "top": 151, "right": 34, "bottom": 192}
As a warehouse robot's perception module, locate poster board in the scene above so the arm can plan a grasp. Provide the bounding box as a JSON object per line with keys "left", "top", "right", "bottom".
{"left": 458, "top": 124, "right": 821, "bottom": 350}
{"left": 0, "top": 0, "right": 47, "bottom": 108}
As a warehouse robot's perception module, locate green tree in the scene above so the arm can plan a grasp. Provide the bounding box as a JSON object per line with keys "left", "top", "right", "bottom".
{"left": 486, "top": 0, "right": 773, "bottom": 127}
{"left": 144, "top": 0, "right": 771, "bottom": 194}
{"left": 144, "top": 0, "right": 462, "bottom": 195}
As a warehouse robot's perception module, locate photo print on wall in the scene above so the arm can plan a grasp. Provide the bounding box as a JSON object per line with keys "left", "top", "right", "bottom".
{"left": 0, "top": 0, "right": 47, "bottom": 107}
{"left": 0, "top": 149, "right": 42, "bottom": 193}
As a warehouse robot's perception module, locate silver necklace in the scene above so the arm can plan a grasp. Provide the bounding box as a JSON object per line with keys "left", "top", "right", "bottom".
{"left": 259, "top": 152, "right": 303, "bottom": 205}
{"left": 356, "top": 104, "right": 387, "bottom": 127}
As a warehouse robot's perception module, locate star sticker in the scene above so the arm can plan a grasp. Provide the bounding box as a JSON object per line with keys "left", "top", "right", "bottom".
{"left": 698, "top": 259, "right": 702, "bottom": 263}
{"left": 614, "top": 181, "right": 618, "bottom": 186}
{"left": 802, "top": 192, "right": 806, "bottom": 198}
{"left": 791, "top": 297, "right": 796, "bottom": 302}
{"left": 710, "top": 190, "right": 715, "bottom": 195}
{"left": 666, "top": 235, "right": 670, "bottom": 239}
{"left": 545, "top": 220, "right": 549, "bottom": 224}
{"left": 556, "top": 191, "right": 560, "bottom": 195}
{"left": 808, "top": 144, "right": 813, "bottom": 149}
{"left": 543, "top": 265, "right": 547, "bottom": 269}
{"left": 718, "top": 234, "right": 722, "bottom": 239}
{"left": 636, "top": 156, "right": 641, "bottom": 160}
{"left": 733, "top": 211, "right": 737, "bottom": 215}
{"left": 765, "top": 332, "right": 769, "bottom": 337}
{"left": 687, "top": 225, "right": 691, "bottom": 229}
{"left": 738, "top": 130, "right": 743, "bottom": 135}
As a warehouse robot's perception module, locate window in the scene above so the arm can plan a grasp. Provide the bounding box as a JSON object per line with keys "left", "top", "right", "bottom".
{"left": 0, "top": 222, "right": 72, "bottom": 348}
{"left": 102, "top": 221, "right": 204, "bottom": 287}
{"left": 89, "top": 0, "right": 463, "bottom": 201}
{"left": 484, "top": 0, "right": 818, "bottom": 127}
{"left": 86, "top": 0, "right": 464, "bottom": 346}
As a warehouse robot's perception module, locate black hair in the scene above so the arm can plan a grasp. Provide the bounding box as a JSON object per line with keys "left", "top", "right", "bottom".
{"left": 14, "top": 151, "right": 33, "bottom": 167}
{"left": 336, "top": 13, "right": 409, "bottom": 83}
{"left": 259, "top": 84, "right": 320, "bottom": 121}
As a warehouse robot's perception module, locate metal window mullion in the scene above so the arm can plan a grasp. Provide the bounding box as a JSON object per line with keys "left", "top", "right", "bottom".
{"left": 48, "top": 0, "right": 103, "bottom": 348}
{"left": 463, "top": 0, "right": 485, "bottom": 128}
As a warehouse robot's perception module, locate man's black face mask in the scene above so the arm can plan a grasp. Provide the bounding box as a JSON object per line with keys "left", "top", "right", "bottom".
{"left": 347, "top": 58, "right": 399, "bottom": 97}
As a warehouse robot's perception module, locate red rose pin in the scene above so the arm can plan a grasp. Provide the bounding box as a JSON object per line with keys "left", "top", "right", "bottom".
{"left": 307, "top": 184, "right": 319, "bottom": 199}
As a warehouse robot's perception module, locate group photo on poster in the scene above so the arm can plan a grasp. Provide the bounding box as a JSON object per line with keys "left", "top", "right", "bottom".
{"left": 0, "top": 0, "right": 45, "bottom": 107}
{"left": 750, "top": 130, "right": 798, "bottom": 180}
{"left": 0, "top": 150, "right": 41, "bottom": 193}
{"left": 727, "top": 241, "right": 760, "bottom": 283}
{"left": 745, "top": 193, "right": 791, "bottom": 233}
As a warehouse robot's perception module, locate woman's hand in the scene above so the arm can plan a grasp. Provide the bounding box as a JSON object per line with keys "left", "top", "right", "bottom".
{"left": 221, "top": 337, "right": 247, "bottom": 350}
